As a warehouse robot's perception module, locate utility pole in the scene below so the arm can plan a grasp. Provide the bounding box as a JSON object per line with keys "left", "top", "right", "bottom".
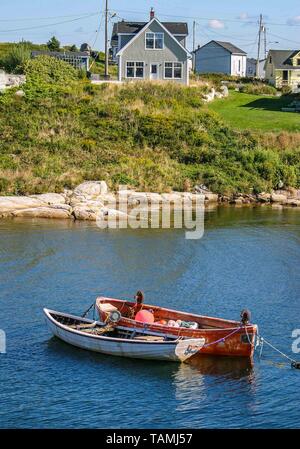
{"left": 263, "top": 23, "right": 267, "bottom": 59}
{"left": 256, "top": 14, "right": 263, "bottom": 79}
{"left": 104, "top": 0, "right": 109, "bottom": 79}
{"left": 192, "top": 21, "right": 197, "bottom": 73}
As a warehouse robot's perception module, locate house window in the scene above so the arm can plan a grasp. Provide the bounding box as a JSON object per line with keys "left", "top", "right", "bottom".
{"left": 238, "top": 60, "right": 241, "bottom": 72}
{"left": 145, "top": 32, "right": 164, "bottom": 49}
{"left": 297, "top": 59, "right": 300, "bottom": 66}
{"left": 126, "top": 62, "right": 144, "bottom": 78}
{"left": 269, "top": 56, "right": 272, "bottom": 63}
{"left": 164, "top": 62, "right": 183, "bottom": 79}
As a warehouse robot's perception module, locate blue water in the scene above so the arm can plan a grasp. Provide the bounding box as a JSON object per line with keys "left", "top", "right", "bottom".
{"left": 0, "top": 206, "right": 300, "bottom": 429}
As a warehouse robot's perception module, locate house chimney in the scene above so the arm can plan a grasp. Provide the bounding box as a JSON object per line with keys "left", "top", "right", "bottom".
{"left": 150, "top": 7, "right": 155, "bottom": 20}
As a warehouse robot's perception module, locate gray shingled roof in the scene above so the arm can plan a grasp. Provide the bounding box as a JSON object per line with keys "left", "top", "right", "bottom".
{"left": 214, "top": 41, "right": 247, "bottom": 55}
{"left": 268, "top": 49, "right": 300, "bottom": 69}
{"left": 112, "top": 21, "right": 188, "bottom": 39}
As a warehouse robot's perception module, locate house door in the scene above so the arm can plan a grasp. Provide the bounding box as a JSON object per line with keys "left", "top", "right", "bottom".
{"left": 150, "top": 64, "right": 159, "bottom": 80}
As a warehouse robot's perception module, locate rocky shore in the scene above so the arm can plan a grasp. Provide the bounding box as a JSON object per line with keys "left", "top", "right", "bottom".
{"left": 0, "top": 181, "right": 299, "bottom": 221}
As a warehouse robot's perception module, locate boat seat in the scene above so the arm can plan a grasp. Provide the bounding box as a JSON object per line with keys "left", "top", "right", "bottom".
{"left": 134, "top": 336, "right": 165, "bottom": 342}
{"left": 98, "top": 303, "right": 118, "bottom": 313}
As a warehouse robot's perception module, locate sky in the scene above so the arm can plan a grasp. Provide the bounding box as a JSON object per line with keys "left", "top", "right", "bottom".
{"left": 0, "top": 0, "right": 300, "bottom": 57}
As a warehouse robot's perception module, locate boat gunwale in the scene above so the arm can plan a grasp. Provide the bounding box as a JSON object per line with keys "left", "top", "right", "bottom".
{"left": 96, "top": 297, "right": 256, "bottom": 333}
{"left": 43, "top": 308, "right": 195, "bottom": 346}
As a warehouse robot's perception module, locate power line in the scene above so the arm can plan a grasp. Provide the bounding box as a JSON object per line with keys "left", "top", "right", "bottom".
{"left": 1, "top": 8, "right": 300, "bottom": 28}
{"left": 112, "top": 8, "right": 300, "bottom": 27}
{"left": 268, "top": 32, "right": 300, "bottom": 45}
{"left": 0, "top": 13, "right": 98, "bottom": 22}
{"left": 0, "top": 13, "right": 99, "bottom": 33}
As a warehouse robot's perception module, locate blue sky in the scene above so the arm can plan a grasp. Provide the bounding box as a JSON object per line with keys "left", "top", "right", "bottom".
{"left": 1, "top": 0, "right": 300, "bottom": 57}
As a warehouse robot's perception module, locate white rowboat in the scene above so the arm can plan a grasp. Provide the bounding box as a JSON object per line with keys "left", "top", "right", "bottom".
{"left": 44, "top": 308, "right": 205, "bottom": 363}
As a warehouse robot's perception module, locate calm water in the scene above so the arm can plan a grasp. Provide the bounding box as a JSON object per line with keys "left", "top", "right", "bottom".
{"left": 0, "top": 206, "right": 300, "bottom": 429}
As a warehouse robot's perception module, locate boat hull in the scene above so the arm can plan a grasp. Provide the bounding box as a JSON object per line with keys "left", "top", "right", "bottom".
{"left": 44, "top": 309, "right": 204, "bottom": 363}
{"left": 96, "top": 298, "right": 257, "bottom": 358}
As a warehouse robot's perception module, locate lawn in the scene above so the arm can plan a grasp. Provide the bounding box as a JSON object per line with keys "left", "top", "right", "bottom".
{"left": 208, "top": 91, "right": 300, "bottom": 132}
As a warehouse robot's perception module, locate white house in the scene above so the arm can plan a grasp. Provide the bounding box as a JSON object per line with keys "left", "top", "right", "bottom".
{"left": 194, "top": 40, "right": 247, "bottom": 77}
{"left": 246, "top": 58, "right": 266, "bottom": 79}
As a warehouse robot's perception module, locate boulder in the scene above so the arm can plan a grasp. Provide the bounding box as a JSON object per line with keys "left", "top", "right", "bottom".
{"left": 220, "top": 85, "right": 229, "bottom": 97}
{"left": 15, "top": 90, "right": 25, "bottom": 98}
{"left": 203, "top": 88, "right": 215, "bottom": 103}
{"left": 257, "top": 192, "right": 271, "bottom": 203}
{"left": 12, "top": 205, "right": 71, "bottom": 219}
{"left": 287, "top": 188, "right": 299, "bottom": 199}
{"left": 205, "top": 193, "right": 218, "bottom": 202}
{"left": 284, "top": 199, "right": 300, "bottom": 207}
{"left": 30, "top": 193, "right": 66, "bottom": 205}
{"left": 0, "top": 196, "right": 44, "bottom": 213}
{"left": 100, "top": 208, "right": 129, "bottom": 221}
{"left": 73, "top": 206, "right": 98, "bottom": 221}
{"left": 161, "top": 193, "right": 183, "bottom": 203}
{"left": 271, "top": 192, "right": 288, "bottom": 203}
{"left": 194, "top": 184, "right": 210, "bottom": 194}
{"left": 74, "top": 181, "right": 108, "bottom": 197}
{"left": 214, "top": 91, "right": 224, "bottom": 99}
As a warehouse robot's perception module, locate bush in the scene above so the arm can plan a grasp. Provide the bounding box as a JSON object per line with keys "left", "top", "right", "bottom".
{"left": 0, "top": 42, "right": 31, "bottom": 73}
{"left": 23, "top": 55, "right": 79, "bottom": 99}
{"left": 239, "top": 83, "right": 277, "bottom": 95}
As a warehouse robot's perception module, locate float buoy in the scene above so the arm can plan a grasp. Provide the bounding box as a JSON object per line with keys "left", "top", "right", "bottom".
{"left": 135, "top": 310, "right": 154, "bottom": 324}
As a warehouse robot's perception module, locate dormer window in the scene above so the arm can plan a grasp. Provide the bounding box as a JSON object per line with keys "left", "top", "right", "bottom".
{"left": 145, "top": 32, "right": 164, "bottom": 49}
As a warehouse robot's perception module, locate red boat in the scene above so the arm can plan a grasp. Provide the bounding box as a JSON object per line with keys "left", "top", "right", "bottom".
{"left": 96, "top": 296, "right": 258, "bottom": 358}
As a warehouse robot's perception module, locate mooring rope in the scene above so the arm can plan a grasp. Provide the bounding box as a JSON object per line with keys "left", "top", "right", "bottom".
{"left": 200, "top": 326, "right": 243, "bottom": 349}
{"left": 256, "top": 336, "right": 300, "bottom": 369}
{"left": 81, "top": 302, "right": 95, "bottom": 318}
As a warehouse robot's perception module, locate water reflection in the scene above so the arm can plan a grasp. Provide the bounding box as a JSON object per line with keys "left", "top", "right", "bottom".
{"left": 189, "top": 354, "right": 254, "bottom": 378}
{"left": 173, "top": 355, "right": 256, "bottom": 415}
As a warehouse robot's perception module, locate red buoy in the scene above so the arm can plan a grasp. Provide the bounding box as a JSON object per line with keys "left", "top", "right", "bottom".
{"left": 135, "top": 310, "right": 154, "bottom": 324}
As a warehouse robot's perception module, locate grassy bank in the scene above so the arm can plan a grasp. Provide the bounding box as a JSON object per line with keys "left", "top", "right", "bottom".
{"left": 0, "top": 56, "right": 300, "bottom": 196}
{"left": 208, "top": 91, "right": 300, "bottom": 132}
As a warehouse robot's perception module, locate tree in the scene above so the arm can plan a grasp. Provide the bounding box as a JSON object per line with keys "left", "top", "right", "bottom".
{"left": 69, "top": 44, "right": 78, "bottom": 52}
{"left": 47, "top": 36, "right": 60, "bottom": 52}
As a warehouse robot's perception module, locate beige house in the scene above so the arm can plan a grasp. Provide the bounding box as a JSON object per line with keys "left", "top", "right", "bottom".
{"left": 265, "top": 49, "right": 300, "bottom": 92}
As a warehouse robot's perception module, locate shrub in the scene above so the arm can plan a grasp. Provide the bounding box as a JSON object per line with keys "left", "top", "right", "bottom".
{"left": 23, "top": 55, "right": 79, "bottom": 98}
{"left": 239, "top": 83, "right": 277, "bottom": 95}
{"left": 1, "top": 42, "right": 31, "bottom": 73}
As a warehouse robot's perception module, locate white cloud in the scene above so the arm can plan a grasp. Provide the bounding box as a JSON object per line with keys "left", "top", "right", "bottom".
{"left": 287, "top": 16, "right": 300, "bottom": 25}
{"left": 208, "top": 19, "right": 225, "bottom": 30}
{"left": 238, "top": 12, "right": 249, "bottom": 20}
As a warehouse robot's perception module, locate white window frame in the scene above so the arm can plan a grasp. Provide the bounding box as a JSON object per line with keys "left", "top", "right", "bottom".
{"left": 145, "top": 32, "right": 164, "bottom": 50}
{"left": 164, "top": 62, "right": 183, "bottom": 80}
{"left": 125, "top": 61, "right": 145, "bottom": 79}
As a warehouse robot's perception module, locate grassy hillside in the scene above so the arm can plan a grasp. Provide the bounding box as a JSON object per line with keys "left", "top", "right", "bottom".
{"left": 208, "top": 91, "right": 300, "bottom": 132}
{"left": 0, "top": 56, "right": 300, "bottom": 196}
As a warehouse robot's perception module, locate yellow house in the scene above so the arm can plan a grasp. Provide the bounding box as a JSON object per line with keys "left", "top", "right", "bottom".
{"left": 265, "top": 49, "right": 300, "bottom": 92}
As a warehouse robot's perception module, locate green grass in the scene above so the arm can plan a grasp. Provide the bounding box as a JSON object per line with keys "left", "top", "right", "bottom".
{"left": 0, "top": 58, "right": 300, "bottom": 196}
{"left": 208, "top": 91, "right": 300, "bottom": 132}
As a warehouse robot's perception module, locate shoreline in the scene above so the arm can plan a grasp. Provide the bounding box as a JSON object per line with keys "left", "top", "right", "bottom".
{"left": 0, "top": 181, "right": 299, "bottom": 222}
